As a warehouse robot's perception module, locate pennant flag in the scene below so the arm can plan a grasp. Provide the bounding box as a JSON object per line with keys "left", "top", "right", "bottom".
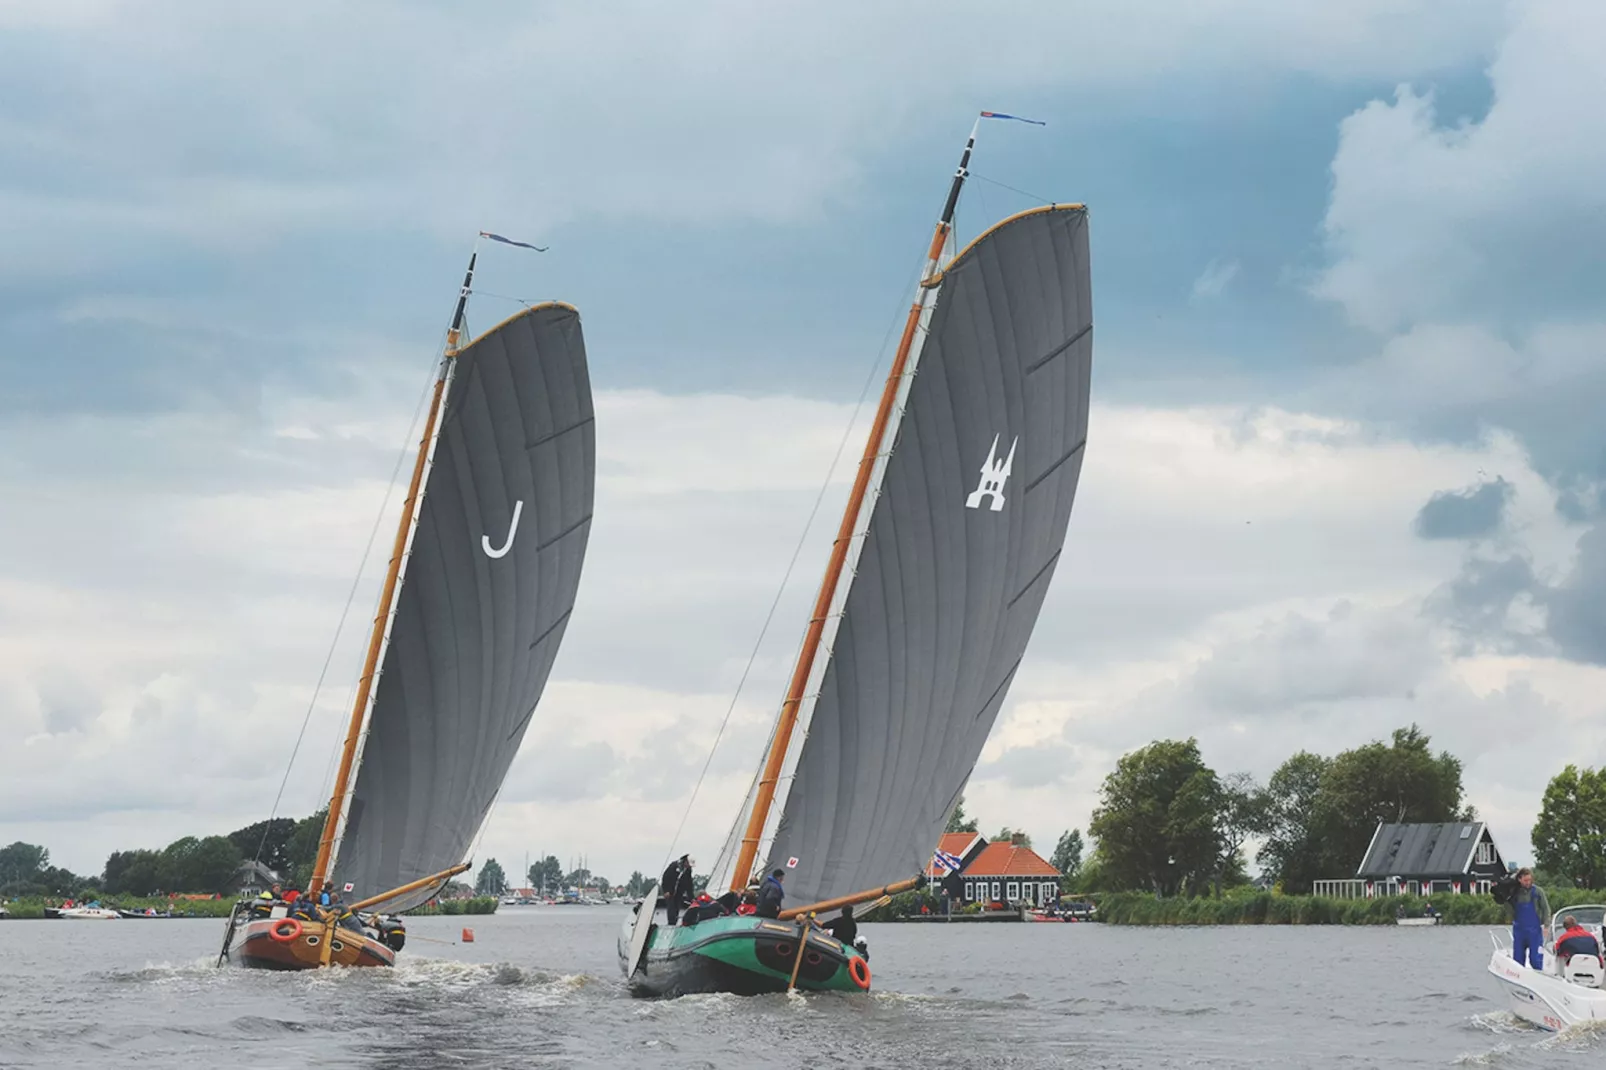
{"left": 980, "top": 111, "right": 1046, "bottom": 126}
{"left": 479, "top": 230, "right": 548, "bottom": 252}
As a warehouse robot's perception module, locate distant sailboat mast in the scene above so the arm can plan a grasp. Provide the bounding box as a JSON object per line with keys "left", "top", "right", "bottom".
{"left": 726, "top": 118, "right": 993, "bottom": 893}
{"left": 307, "top": 248, "right": 478, "bottom": 896}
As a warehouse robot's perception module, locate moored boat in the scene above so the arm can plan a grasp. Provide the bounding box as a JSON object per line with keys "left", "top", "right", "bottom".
{"left": 59, "top": 906, "right": 119, "bottom": 920}
{"left": 621, "top": 112, "right": 1093, "bottom": 997}
{"left": 1487, "top": 904, "right": 1606, "bottom": 1030}
{"left": 221, "top": 233, "right": 596, "bottom": 971}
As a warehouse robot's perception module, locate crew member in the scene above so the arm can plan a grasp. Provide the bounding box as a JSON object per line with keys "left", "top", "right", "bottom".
{"left": 674, "top": 858, "right": 695, "bottom": 924}
{"left": 661, "top": 855, "right": 691, "bottom": 926}
{"left": 1555, "top": 915, "right": 1602, "bottom": 967}
{"left": 822, "top": 905, "right": 857, "bottom": 945}
{"left": 1506, "top": 868, "right": 1551, "bottom": 969}
{"left": 756, "top": 868, "right": 785, "bottom": 919}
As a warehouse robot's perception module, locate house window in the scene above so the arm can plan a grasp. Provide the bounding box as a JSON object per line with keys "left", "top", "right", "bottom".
{"left": 1044, "top": 882, "right": 1055, "bottom": 904}
{"left": 991, "top": 881, "right": 1001, "bottom": 901}
{"left": 965, "top": 881, "right": 975, "bottom": 901}
{"left": 1006, "top": 881, "right": 1019, "bottom": 901}
{"left": 1475, "top": 842, "right": 1495, "bottom": 865}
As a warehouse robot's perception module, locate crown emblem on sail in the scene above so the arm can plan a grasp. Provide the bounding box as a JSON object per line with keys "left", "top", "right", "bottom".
{"left": 965, "top": 434, "right": 1018, "bottom": 511}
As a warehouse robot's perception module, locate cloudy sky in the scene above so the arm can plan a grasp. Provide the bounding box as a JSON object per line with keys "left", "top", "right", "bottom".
{"left": 2, "top": 0, "right": 1602, "bottom": 887}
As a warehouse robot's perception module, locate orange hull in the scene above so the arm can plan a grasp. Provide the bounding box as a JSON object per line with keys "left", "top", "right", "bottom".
{"left": 235, "top": 917, "right": 395, "bottom": 970}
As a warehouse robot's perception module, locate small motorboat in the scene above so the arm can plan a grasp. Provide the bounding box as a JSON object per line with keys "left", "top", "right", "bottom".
{"left": 58, "top": 906, "right": 120, "bottom": 920}
{"left": 1397, "top": 912, "right": 1442, "bottom": 926}
{"left": 1487, "top": 904, "right": 1606, "bottom": 1030}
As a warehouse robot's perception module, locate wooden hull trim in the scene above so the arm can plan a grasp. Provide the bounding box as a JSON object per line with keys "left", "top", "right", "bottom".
{"left": 235, "top": 917, "right": 395, "bottom": 970}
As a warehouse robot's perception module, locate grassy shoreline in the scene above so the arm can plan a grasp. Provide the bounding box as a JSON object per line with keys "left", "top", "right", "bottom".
{"left": 1096, "top": 887, "right": 1603, "bottom": 926}
{"left": 1, "top": 894, "right": 500, "bottom": 919}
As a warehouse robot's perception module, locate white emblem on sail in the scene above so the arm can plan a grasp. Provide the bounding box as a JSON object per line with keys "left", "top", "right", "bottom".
{"left": 482, "top": 500, "right": 524, "bottom": 559}
{"left": 965, "top": 435, "right": 1017, "bottom": 511}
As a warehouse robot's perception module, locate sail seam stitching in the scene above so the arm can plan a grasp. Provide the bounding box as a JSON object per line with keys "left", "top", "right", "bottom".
{"left": 525, "top": 414, "right": 595, "bottom": 452}
{"left": 1025, "top": 438, "right": 1087, "bottom": 494}
{"left": 973, "top": 660, "right": 1023, "bottom": 722}
{"left": 1008, "top": 548, "right": 1063, "bottom": 609}
{"left": 525, "top": 606, "right": 575, "bottom": 652}
{"left": 535, "top": 512, "right": 593, "bottom": 552}
{"left": 1025, "top": 322, "right": 1091, "bottom": 375}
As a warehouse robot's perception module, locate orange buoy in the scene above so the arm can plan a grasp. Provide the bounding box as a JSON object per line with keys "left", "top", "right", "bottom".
{"left": 461, "top": 927, "right": 475, "bottom": 943}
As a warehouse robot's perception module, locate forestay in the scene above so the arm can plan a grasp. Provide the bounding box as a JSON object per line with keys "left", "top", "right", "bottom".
{"left": 333, "top": 303, "right": 595, "bottom": 910}
{"left": 759, "top": 206, "right": 1092, "bottom": 906}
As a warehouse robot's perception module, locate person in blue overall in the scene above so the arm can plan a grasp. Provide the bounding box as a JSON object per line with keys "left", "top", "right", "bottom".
{"left": 1508, "top": 868, "right": 1551, "bottom": 969}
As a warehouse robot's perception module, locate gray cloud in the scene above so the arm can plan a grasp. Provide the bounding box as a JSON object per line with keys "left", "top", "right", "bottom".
{"left": 1428, "top": 553, "right": 1541, "bottom": 655}
{"left": 1413, "top": 478, "right": 1512, "bottom": 540}
{"left": 1547, "top": 520, "right": 1606, "bottom": 665}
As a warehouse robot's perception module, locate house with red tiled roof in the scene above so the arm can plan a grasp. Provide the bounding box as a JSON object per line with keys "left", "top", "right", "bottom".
{"left": 927, "top": 831, "right": 987, "bottom": 878}
{"left": 957, "top": 835, "right": 1061, "bottom": 908}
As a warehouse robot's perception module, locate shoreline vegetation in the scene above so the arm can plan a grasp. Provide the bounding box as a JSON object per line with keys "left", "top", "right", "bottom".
{"left": 1, "top": 894, "right": 500, "bottom": 919}
{"left": 1094, "top": 887, "right": 1606, "bottom": 926}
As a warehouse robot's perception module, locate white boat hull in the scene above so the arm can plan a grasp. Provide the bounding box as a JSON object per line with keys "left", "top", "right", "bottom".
{"left": 1487, "top": 948, "right": 1606, "bottom": 1031}
{"left": 58, "top": 907, "right": 119, "bottom": 920}
{"left": 1396, "top": 916, "right": 1440, "bottom": 926}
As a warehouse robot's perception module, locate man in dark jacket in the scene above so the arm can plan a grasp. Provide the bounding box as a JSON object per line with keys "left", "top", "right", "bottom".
{"left": 660, "top": 855, "right": 691, "bottom": 925}
{"left": 822, "top": 905, "right": 856, "bottom": 945}
{"left": 755, "top": 869, "right": 785, "bottom": 919}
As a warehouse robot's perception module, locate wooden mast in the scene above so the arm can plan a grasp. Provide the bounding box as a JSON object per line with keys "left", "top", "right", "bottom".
{"left": 308, "top": 250, "right": 478, "bottom": 895}
{"left": 728, "top": 123, "right": 982, "bottom": 893}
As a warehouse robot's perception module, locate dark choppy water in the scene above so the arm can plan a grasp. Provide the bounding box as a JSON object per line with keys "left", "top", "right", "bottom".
{"left": 2, "top": 908, "right": 1601, "bottom": 1068}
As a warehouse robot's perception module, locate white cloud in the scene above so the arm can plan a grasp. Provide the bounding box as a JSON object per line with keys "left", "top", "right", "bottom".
{"left": 0, "top": 1, "right": 1507, "bottom": 275}
{"left": 2, "top": 371, "right": 1594, "bottom": 878}
{"left": 1313, "top": 0, "right": 1606, "bottom": 333}
{"left": 1191, "top": 258, "right": 1240, "bottom": 301}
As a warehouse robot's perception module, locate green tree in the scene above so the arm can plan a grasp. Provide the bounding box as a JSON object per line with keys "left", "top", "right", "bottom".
{"left": 1314, "top": 725, "right": 1466, "bottom": 879}
{"left": 475, "top": 858, "right": 508, "bottom": 896}
{"left": 625, "top": 870, "right": 649, "bottom": 897}
{"left": 103, "top": 849, "right": 164, "bottom": 895}
{"left": 0, "top": 841, "right": 48, "bottom": 888}
{"left": 1256, "top": 751, "right": 1331, "bottom": 894}
{"left": 284, "top": 809, "right": 327, "bottom": 890}
{"left": 1214, "top": 771, "right": 1271, "bottom": 896}
{"left": 227, "top": 818, "right": 298, "bottom": 875}
{"left": 528, "top": 855, "right": 562, "bottom": 892}
{"left": 1088, "top": 738, "right": 1222, "bottom": 897}
{"left": 946, "top": 795, "right": 980, "bottom": 834}
{"left": 993, "top": 827, "right": 1033, "bottom": 849}
{"left": 1050, "top": 829, "right": 1084, "bottom": 891}
{"left": 1532, "top": 765, "right": 1606, "bottom": 888}
{"left": 188, "top": 836, "right": 244, "bottom": 894}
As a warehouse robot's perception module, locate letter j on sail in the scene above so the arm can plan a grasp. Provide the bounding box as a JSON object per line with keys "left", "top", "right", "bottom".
{"left": 482, "top": 500, "right": 524, "bottom": 559}
{"left": 966, "top": 435, "right": 1018, "bottom": 511}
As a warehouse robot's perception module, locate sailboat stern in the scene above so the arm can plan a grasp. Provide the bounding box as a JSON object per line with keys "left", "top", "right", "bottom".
{"left": 626, "top": 915, "right": 869, "bottom": 998}
{"left": 235, "top": 917, "right": 396, "bottom": 970}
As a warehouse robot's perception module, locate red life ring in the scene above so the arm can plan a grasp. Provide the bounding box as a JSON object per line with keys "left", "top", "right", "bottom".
{"left": 847, "top": 955, "right": 870, "bottom": 990}
{"left": 269, "top": 918, "right": 303, "bottom": 944}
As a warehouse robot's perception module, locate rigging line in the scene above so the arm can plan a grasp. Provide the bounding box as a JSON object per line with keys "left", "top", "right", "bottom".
{"left": 971, "top": 172, "right": 1052, "bottom": 205}
{"left": 254, "top": 328, "right": 450, "bottom": 872}
{"left": 471, "top": 289, "right": 539, "bottom": 308}
{"left": 664, "top": 287, "right": 912, "bottom": 882}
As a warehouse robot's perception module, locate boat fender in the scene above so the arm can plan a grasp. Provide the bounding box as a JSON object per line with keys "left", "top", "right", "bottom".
{"left": 270, "top": 918, "right": 303, "bottom": 943}
{"left": 848, "top": 955, "right": 871, "bottom": 990}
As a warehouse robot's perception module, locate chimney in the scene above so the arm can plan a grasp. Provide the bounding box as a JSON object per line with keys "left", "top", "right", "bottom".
{"left": 1010, "top": 832, "right": 1025, "bottom": 846}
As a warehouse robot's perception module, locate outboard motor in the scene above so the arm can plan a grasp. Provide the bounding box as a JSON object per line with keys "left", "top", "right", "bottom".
{"left": 854, "top": 938, "right": 870, "bottom": 962}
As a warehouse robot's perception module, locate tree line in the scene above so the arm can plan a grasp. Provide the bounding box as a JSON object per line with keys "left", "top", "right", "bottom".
{"left": 473, "top": 857, "right": 657, "bottom": 899}
{"left": 0, "top": 811, "right": 329, "bottom": 899}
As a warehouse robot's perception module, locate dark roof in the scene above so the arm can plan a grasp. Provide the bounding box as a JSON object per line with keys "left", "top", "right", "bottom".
{"left": 1355, "top": 821, "right": 1487, "bottom": 878}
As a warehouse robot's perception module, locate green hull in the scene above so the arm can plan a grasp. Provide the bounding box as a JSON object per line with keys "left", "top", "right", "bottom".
{"left": 621, "top": 913, "right": 870, "bottom": 997}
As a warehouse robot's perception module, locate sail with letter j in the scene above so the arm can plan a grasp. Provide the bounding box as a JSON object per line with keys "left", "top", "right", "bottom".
{"left": 224, "top": 240, "right": 595, "bottom": 970}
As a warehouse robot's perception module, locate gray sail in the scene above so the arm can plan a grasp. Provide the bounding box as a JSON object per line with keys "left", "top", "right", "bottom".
{"left": 333, "top": 303, "right": 595, "bottom": 910}
{"left": 763, "top": 205, "right": 1092, "bottom": 906}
